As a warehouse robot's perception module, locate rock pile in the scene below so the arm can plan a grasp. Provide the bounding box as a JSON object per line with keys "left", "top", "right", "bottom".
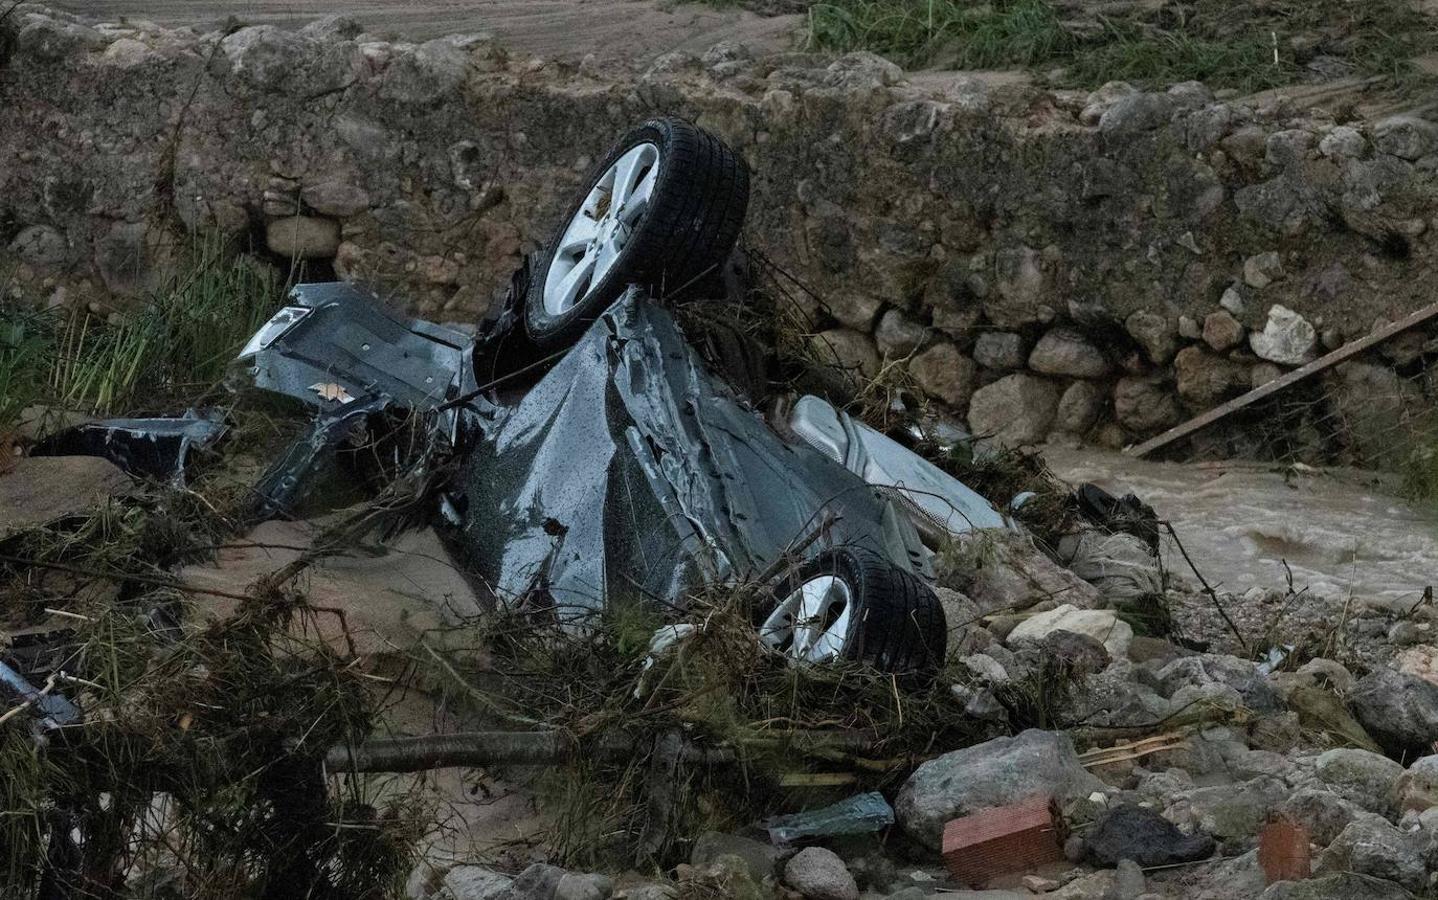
{"left": 3, "top": 5, "right": 1437, "bottom": 464}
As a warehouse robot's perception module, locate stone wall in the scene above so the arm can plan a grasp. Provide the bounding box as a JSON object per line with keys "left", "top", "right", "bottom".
{"left": 4, "top": 4, "right": 1438, "bottom": 458}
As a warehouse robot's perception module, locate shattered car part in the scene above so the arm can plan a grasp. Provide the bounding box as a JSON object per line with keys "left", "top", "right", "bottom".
{"left": 30, "top": 409, "right": 227, "bottom": 483}
{"left": 0, "top": 658, "right": 80, "bottom": 732}
{"left": 766, "top": 791, "right": 895, "bottom": 844}
{"left": 788, "top": 394, "right": 1009, "bottom": 538}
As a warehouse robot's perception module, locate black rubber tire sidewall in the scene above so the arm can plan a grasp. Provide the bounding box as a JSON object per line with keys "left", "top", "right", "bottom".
{"left": 524, "top": 117, "right": 750, "bottom": 350}
{"left": 771, "top": 547, "right": 947, "bottom": 675}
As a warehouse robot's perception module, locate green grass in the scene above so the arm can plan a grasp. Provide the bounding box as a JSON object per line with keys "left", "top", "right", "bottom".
{"left": 800, "top": 0, "right": 1436, "bottom": 90}
{"left": 0, "top": 234, "right": 282, "bottom": 437}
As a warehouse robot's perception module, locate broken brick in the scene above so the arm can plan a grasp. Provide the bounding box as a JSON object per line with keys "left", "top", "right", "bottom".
{"left": 1259, "top": 817, "right": 1311, "bottom": 884}
{"left": 941, "top": 795, "right": 1065, "bottom": 886}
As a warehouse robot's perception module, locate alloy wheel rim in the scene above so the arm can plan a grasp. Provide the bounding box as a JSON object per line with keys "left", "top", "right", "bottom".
{"left": 759, "top": 575, "right": 853, "bottom": 663}
{"left": 542, "top": 142, "right": 661, "bottom": 316}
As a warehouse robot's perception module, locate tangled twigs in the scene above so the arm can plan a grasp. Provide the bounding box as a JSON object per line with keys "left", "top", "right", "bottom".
{"left": 1161, "top": 520, "right": 1249, "bottom": 654}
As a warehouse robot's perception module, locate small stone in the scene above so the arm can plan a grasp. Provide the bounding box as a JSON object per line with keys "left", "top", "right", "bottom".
{"left": 1373, "top": 115, "right": 1438, "bottom": 160}
{"left": 874, "top": 309, "right": 928, "bottom": 357}
{"left": 809, "top": 329, "right": 881, "bottom": 383}
{"left": 908, "top": 343, "right": 977, "bottom": 408}
{"left": 265, "top": 216, "right": 341, "bottom": 259}
{"left": 1178, "top": 316, "right": 1202, "bottom": 340}
{"left": 380, "top": 37, "right": 473, "bottom": 103}
{"left": 1265, "top": 129, "right": 1315, "bottom": 168}
{"left": 1202, "top": 311, "right": 1245, "bottom": 352}
{"left": 301, "top": 180, "right": 371, "bottom": 217}
{"left": 1395, "top": 755, "right": 1438, "bottom": 813}
{"left": 966, "top": 374, "right": 1060, "bottom": 448}
{"left": 554, "top": 873, "right": 614, "bottom": 900}
{"left": 1054, "top": 381, "right": 1105, "bottom": 435}
{"left": 1243, "top": 251, "right": 1285, "bottom": 289}
{"left": 440, "top": 865, "right": 511, "bottom": 900}
{"left": 690, "top": 831, "right": 778, "bottom": 884}
{"left": 1125, "top": 310, "right": 1177, "bottom": 365}
{"left": 1028, "top": 328, "right": 1111, "bottom": 378}
{"left": 1219, "top": 286, "right": 1246, "bottom": 316}
{"left": 973, "top": 331, "right": 1027, "bottom": 369}
{"left": 1249, "top": 305, "right": 1317, "bottom": 366}
{"left": 782, "top": 847, "right": 858, "bottom": 900}
{"left": 1250, "top": 363, "right": 1283, "bottom": 388}
{"left": 1022, "top": 874, "right": 1059, "bottom": 892}
{"left": 1319, "top": 126, "right": 1367, "bottom": 160}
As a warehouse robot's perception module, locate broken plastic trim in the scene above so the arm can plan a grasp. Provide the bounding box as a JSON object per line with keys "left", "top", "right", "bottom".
{"left": 30, "top": 409, "right": 228, "bottom": 484}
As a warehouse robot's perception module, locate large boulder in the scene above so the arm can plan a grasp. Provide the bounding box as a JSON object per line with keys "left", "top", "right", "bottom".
{"left": 1005, "top": 604, "right": 1133, "bottom": 659}
{"left": 1084, "top": 803, "right": 1214, "bottom": 867}
{"left": 967, "top": 374, "right": 1059, "bottom": 448}
{"left": 781, "top": 848, "right": 858, "bottom": 900}
{"left": 1028, "top": 328, "right": 1111, "bottom": 378}
{"left": 1349, "top": 668, "right": 1438, "bottom": 759}
{"left": 1260, "top": 873, "right": 1413, "bottom": 900}
{"left": 1313, "top": 748, "right": 1404, "bottom": 817}
{"left": 441, "top": 866, "right": 512, "bottom": 900}
{"left": 908, "top": 343, "right": 977, "bottom": 408}
{"left": 895, "top": 729, "right": 1104, "bottom": 849}
{"left": 1315, "top": 817, "right": 1428, "bottom": 893}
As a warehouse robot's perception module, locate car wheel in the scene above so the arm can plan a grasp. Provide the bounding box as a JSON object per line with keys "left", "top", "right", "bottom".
{"left": 524, "top": 117, "right": 751, "bottom": 350}
{"left": 759, "top": 547, "right": 947, "bottom": 675}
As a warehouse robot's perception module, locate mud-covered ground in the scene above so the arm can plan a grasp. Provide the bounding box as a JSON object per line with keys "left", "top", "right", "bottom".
{"left": 49, "top": 0, "right": 802, "bottom": 60}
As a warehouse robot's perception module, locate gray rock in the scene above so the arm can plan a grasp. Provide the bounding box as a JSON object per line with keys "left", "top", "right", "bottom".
{"left": 1175, "top": 346, "right": 1249, "bottom": 406}
{"left": 554, "top": 873, "right": 613, "bottom": 900}
{"left": 220, "top": 26, "right": 307, "bottom": 90}
{"left": 1373, "top": 115, "right": 1438, "bottom": 161}
{"left": 1314, "top": 748, "right": 1404, "bottom": 816}
{"left": 381, "top": 37, "right": 473, "bottom": 103}
{"left": 1179, "top": 777, "right": 1288, "bottom": 845}
{"left": 1155, "top": 655, "right": 1281, "bottom": 712}
{"left": 1324, "top": 362, "right": 1422, "bottom": 468}
{"left": 615, "top": 885, "right": 677, "bottom": 900}
{"left": 782, "top": 847, "right": 858, "bottom": 900}
{"left": 1084, "top": 803, "right": 1215, "bottom": 867}
{"left": 1188, "top": 849, "right": 1266, "bottom": 900}
{"left": 1125, "top": 310, "right": 1178, "bottom": 365}
{"left": 1349, "top": 668, "right": 1438, "bottom": 760}
{"left": 825, "top": 291, "right": 883, "bottom": 332}
{"left": 8, "top": 224, "right": 66, "bottom": 269}
{"left": 908, "top": 343, "right": 976, "bottom": 408}
{"left": 1054, "top": 381, "right": 1105, "bottom": 435}
{"left": 1114, "top": 376, "right": 1182, "bottom": 434}
{"left": 1220, "top": 286, "right": 1247, "bottom": 316}
{"left": 988, "top": 246, "right": 1051, "bottom": 329}
{"left": 966, "top": 374, "right": 1059, "bottom": 447}
{"left": 810, "top": 328, "right": 881, "bottom": 385}
{"left": 441, "top": 865, "right": 512, "bottom": 900}
{"left": 1261, "top": 874, "right": 1413, "bottom": 900}
{"left": 301, "top": 180, "right": 371, "bottom": 217}
{"left": 1006, "top": 604, "right": 1132, "bottom": 659}
{"left": 95, "top": 220, "right": 164, "bottom": 297}
{"left": 1202, "top": 311, "right": 1244, "bottom": 352}
{"left": 1028, "top": 328, "right": 1110, "bottom": 378}
{"left": 1249, "top": 305, "right": 1316, "bottom": 365}
{"left": 298, "top": 14, "right": 364, "bottom": 41}
{"left": 1243, "top": 251, "right": 1285, "bottom": 289}
{"left": 1315, "top": 817, "right": 1427, "bottom": 893}
{"left": 1099, "top": 93, "right": 1176, "bottom": 137}
{"left": 823, "top": 52, "right": 902, "bottom": 90}
{"left": 15, "top": 18, "right": 106, "bottom": 62}
{"left": 895, "top": 729, "right": 1104, "bottom": 849}
{"left": 265, "top": 216, "right": 341, "bottom": 259}
{"left": 1265, "top": 129, "right": 1315, "bottom": 168}
{"left": 973, "top": 332, "right": 1027, "bottom": 369}
{"left": 1394, "top": 754, "right": 1438, "bottom": 813}
{"left": 874, "top": 309, "right": 928, "bottom": 357}
{"left": 1184, "top": 103, "right": 1237, "bottom": 153}
{"left": 1280, "top": 788, "right": 1368, "bottom": 846}
{"left": 1080, "top": 80, "right": 1139, "bottom": 126}
{"left": 1319, "top": 126, "right": 1367, "bottom": 160}
{"left": 1166, "top": 80, "right": 1213, "bottom": 108}
{"left": 495, "top": 864, "right": 567, "bottom": 900}
{"left": 690, "top": 831, "right": 778, "bottom": 883}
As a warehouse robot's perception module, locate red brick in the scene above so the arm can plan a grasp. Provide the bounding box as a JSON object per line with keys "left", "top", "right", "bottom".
{"left": 1259, "top": 817, "right": 1311, "bottom": 884}
{"left": 941, "top": 795, "right": 1065, "bottom": 887}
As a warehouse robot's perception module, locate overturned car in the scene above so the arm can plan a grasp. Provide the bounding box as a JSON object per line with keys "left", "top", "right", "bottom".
{"left": 44, "top": 119, "right": 1021, "bottom": 676}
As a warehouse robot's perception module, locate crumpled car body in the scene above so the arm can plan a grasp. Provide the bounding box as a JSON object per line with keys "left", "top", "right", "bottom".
{"left": 451, "top": 292, "right": 932, "bottom": 620}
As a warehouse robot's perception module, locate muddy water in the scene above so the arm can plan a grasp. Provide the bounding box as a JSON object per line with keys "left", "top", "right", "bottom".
{"left": 1043, "top": 447, "right": 1438, "bottom": 606}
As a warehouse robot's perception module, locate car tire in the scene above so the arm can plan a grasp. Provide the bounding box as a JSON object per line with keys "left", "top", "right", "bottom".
{"left": 760, "top": 547, "right": 947, "bottom": 675}
{"left": 524, "top": 117, "right": 751, "bottom": 350}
